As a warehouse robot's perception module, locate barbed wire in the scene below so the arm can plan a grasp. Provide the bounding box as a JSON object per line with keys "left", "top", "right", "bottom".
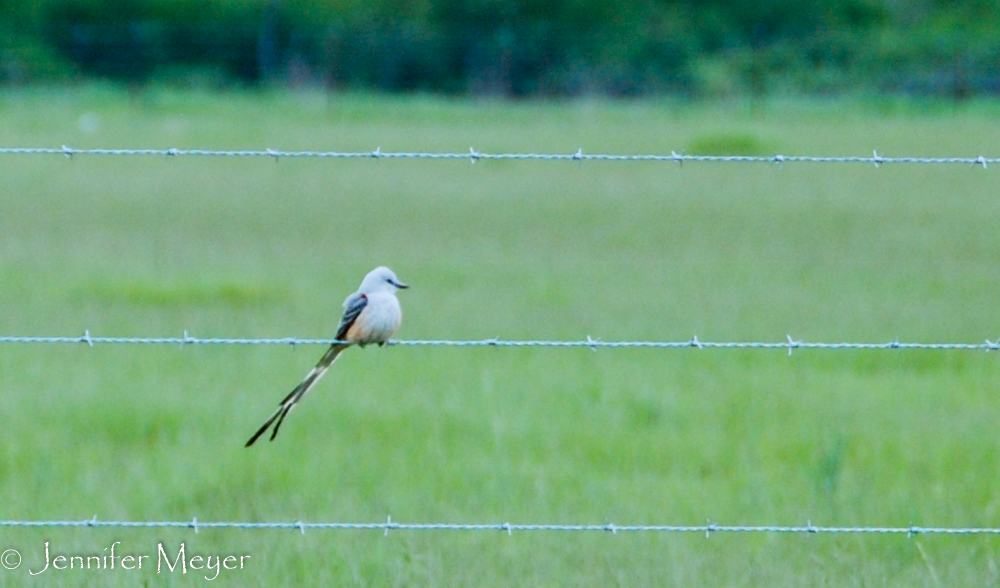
{"left": 1, "top": 332, "right": 999, "bottom": 354}
{"left": 0, "top": 517, "right": 997, "bottom": 536}
{"left": 0, "top": 146, "right": 994, "bottom": 167}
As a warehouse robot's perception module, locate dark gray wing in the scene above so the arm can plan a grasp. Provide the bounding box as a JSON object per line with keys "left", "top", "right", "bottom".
{"left": 334, "top": 292, "right": 368, "bottom": 341}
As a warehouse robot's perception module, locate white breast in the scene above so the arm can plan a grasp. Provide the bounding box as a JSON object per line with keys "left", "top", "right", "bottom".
{"left": 354, "top": 292, "right": 402, "bottom": 344}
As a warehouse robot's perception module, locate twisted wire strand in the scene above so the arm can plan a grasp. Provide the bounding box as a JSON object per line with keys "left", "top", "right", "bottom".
{"left": 0, "top": 146, "right": 994, "bottom": 167}
{"left": 1, "top": 333, "right": 998, "bottom": 351}
{"left": 1, "top": 518, "right": 997, "bottom": 535}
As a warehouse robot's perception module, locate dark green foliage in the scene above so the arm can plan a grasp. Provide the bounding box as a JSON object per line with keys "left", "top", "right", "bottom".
{"left": 0, "top": 0, "right": 998, "bottom": 96}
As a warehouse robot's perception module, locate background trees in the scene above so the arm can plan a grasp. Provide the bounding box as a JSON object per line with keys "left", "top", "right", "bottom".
{"left": 1, "top": 0, "right": 998, "bottom": 97}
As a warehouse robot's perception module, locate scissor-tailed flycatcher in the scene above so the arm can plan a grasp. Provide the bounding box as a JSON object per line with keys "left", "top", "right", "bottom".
{"left": 245, "top": 266, "right": 408, "bottom": 446}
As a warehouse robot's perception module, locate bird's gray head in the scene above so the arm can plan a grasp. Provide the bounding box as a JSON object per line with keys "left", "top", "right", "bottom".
{"left": 359, "top": 266, "right": 409, "bottom": 293}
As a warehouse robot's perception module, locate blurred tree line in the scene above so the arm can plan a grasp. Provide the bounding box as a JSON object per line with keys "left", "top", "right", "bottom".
{"left": 1, "top": 0, "right": 998, "bottom": 97}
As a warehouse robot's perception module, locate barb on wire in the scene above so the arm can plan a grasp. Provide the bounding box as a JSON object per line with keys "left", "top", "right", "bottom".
{"left": 0, "top": 518, "right": 997, "bottom": 535}
{"left": 1, "top": 333, "right": 999, "bottom": 351}
{"left": 0, "top": 146, "right": 997, "bottom": 166}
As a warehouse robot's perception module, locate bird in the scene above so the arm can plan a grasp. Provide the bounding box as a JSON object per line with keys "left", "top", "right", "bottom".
{"left": 245, "top": 266, "right": 408, "bottom": 446}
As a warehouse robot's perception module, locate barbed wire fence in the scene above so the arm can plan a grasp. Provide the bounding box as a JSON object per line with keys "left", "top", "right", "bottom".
{"left": 2, "top": 333, "right": 1000, "bottom": 353}
{"left": 0, "top": 146, "right": 995, "bottom": 167}
{"left": 2, "top": 144, "right": 998, "bottom": 542}
{"left": 1, "top": 517, "right": 999, "bottom": 536}
{"left": 3, "top": 333, "right": 997, "bottom": 537}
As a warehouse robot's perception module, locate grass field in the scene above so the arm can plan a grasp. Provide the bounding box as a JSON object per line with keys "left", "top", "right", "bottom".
{"left": 1, "top": 86, "right": 999, "bottom": 586}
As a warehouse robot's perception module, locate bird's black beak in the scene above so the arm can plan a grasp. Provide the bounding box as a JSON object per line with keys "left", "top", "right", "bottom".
{"left": 393, "top": 279, "right": 409, "bottom": 289}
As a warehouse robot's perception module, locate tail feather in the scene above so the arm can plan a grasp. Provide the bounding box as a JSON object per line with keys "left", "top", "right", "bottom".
{"left": 245, "top": 344, "right": 349, "bottom": 447}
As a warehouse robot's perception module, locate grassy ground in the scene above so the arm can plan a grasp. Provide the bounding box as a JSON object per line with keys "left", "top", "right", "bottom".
{"left": 0, "top": 86, "right": 999, "bottom": 586}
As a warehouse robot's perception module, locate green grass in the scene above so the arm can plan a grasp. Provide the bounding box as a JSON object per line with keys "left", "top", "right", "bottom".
{"left": 1, "top": 87, "right": 999, "bottom": 586}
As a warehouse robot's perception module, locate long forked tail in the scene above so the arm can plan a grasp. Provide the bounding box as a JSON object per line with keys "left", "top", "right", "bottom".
{"left": 245, "top": 343, "right": 349, "bottom": 447}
